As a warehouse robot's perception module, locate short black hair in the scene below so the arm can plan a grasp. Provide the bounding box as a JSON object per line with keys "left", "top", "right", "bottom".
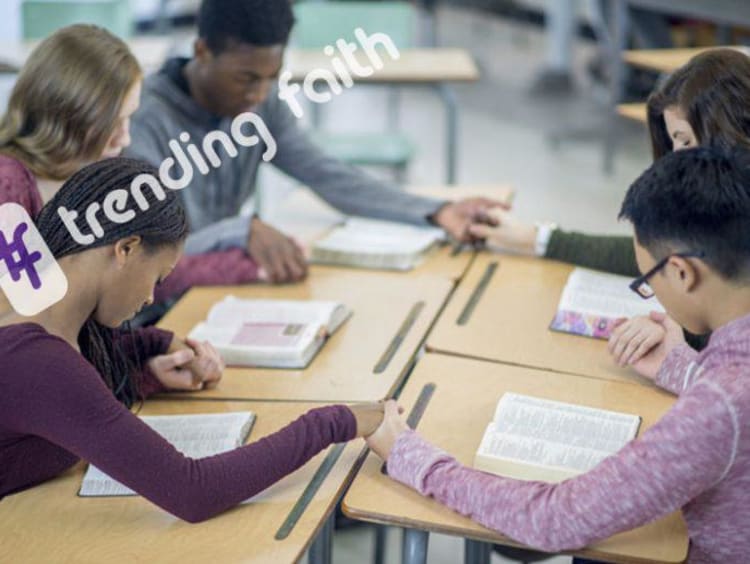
{"left": 619, "top": 146, "right": 750, "bottom": 281}
{"left": 198, "top": 0, "right": 296, "bottom": 53}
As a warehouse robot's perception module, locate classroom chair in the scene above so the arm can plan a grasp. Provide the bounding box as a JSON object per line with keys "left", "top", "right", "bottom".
{"left": 22, "top": 0, "right": 132, "bottom": 40}
{"left": 292, "top": 0, "right": 418, "bottom": 182}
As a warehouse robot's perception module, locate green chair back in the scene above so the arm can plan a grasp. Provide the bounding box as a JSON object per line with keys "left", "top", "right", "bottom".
{"left": 22, "top": 0, "right": 132, "bottom": 40}
{"left": 293, "top": 1, "right": 416, "bottom": 50}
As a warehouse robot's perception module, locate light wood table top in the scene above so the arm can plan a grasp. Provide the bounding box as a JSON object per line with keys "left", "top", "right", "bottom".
{"left": 271, "top": 185, "right": 514, "bottom": 282}
{"left": 617, "top": 102, "right": 647, "bottom": 124}
{"left": 158, "top": 268, "right": 453, "bottom": 402}
{"left": 426, "top": 253, "right": 652, "bottom": 385}
{"left": 623, "top": 46, "right": 749, "bottom": 73}
{"left": 285, "top": 48, "right": 480, "bottom": 83}
{"left": 344, "top": 353, "right": 689, "bottom": 564}
{"left": 0, "top": 400, "right": 365, "bottom": 564}
{"left": 0, "top": 35, "right": 179, "bottom": 73}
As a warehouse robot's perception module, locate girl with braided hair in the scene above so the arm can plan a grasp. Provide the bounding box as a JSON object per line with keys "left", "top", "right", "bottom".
{"left": 0, "top": 157, "right": 385, "bottom": 521}
{"left": 0, "top": 24, "right": 263, "bottom": 323}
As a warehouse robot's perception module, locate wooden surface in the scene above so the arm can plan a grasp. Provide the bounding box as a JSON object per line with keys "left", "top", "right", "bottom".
{"left": 0, "top": 400, "right": 365, "bottom": 564}
{"left": 285, "top": 48, "right": 480, "bottom": 83}
{"left": 426, "top": 253, "right": 652, "bottom": 385}
{"left": 157, "top": 268, "right": 453, "bottom": 402}
{"left": 344, "top": 353, "right": 689, "bottom": 564}
{"left": 617, "top": 103, "right": 647, "bottom": 124}
{"left": 0, "top": 36, "right": 178, "bottom": 73}
{"left": 623, "top": 45, "right": 749, "bottom": 73}
{"left": 271, "top": 185, "right": 514, "bottom": 282}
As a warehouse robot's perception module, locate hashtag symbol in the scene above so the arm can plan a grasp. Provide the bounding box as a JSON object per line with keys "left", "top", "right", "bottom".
{"left": 0, "top": 222, "right": 43, "bottom": 290}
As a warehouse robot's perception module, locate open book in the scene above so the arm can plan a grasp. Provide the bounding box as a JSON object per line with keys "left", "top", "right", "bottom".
{"left": 311, "top": 217, "right": 445, "bottom": 271}
{"left": 188, "top": 296, "right": 352, "bottom": 368}
{"left": 550, "top": 268, "right": 665, "bottom": 339}
{"left": 474, "top": 393, "right": 640, "bottom": 483}
{"left": 79, "top": 412, "right": 255, "bottom": 497}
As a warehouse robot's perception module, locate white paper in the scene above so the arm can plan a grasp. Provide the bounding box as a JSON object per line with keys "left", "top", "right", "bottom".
{"left": 80, "top": 412, "right": 255, "bottom": 497}
{"left": 477, "top": 393, "right": 639, "bottom": 475}
{"left": 558, "top": 268, "right": 664, "bottom": 318}
{"left": 205, "top": 296, "right": 348, "bottom": 333}
{"left": 311, "top": 217, "right": 444, "bottom": 270}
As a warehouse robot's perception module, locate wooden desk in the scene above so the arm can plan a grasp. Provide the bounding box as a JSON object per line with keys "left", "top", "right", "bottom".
{"left": 286, "top": 48, "right": 479, "bottom": 83}
{"left": 158, "top": 268, "right": 452, "bottom": 402}
{"left": 623, "top": 45, "right": 749, "bottom": 73}
{"left": 0, "top": 400, "right": 364, "bottom": 564}
{"left": 286, "top": 47, "right": 479, "bottom": 184}
{"left": 0, "top": 35, "right": 179, "bottom": 73}
{"left": 343, "top": 353, "right": 689, "bottom": 564}
{"left": 271, "top": 185, "right": 514, "bottom": 282}
{"left": 617, "top": 103, "right": 647, "bottom": 124}
{"left": 426, "top": 253, "right": 649, "bottom": 385}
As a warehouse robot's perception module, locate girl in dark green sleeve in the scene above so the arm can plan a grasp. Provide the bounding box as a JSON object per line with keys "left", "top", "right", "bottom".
{"left": 472, "top": 48, "right": 750, "bottom": 278}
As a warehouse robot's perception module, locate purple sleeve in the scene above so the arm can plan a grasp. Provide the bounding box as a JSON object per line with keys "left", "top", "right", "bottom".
{"left": 111, "top": 326, "right": 174, "bottom": 398}
{"left": 0, "top": 156, "right": 43, "bottom": 217}
{"left": 386, "top": 377, "right": 737, "bottom": 552}
{"left": 655, "top": 343, "right": 700, "bottom": 395}
{"left": 4, "top": 334, "right": 357, "bottom": 522}
{"left": 154, "top": 249, "right": 262, "bottom": 304}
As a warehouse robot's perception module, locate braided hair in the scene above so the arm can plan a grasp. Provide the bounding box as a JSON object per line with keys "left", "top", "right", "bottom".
{"left": 35, "top": 157, "right": 189, "bottom": 407}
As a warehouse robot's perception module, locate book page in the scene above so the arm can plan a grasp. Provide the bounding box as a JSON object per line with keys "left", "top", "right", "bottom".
{"left": 551, "top": 268, "right": 664, "bottom": 338}
{"left": 205, "top": 296, "right": 348, "bottom": 333}
{"left": 476, "top": 393, "right": 640, "bottom": 479}
{"left": 311, "top": 217, "right": 444, "bottom": 270}
{"left": 80, "top": 412, "right": 255, "bottom": 497}
{"left": 191, "top": 321, "right": 319, "bottom": 351}
{"left": 557, "top": 268, "right": 664, "bottom": 319}
{"left": 477, "top": 428, "right": 612, "bottom": 476}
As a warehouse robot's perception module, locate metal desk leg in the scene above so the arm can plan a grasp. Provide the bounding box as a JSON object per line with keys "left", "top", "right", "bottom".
{"left": 604, "top": 0, "right": 630, "bottom": 174}
{"left": 374, "top": 525, "right": 388, "bottom": 564}
{"left": 401, "top": 528, "right": 429, "bottom": 564}
{"left": 464, "top": 539, "right": 491, "bottom": 564}
{"left": 308, "top": 512, "right": 334, "bottom": 564}
{"left": 438, "top": 84, "right": 458, "bottom": 185}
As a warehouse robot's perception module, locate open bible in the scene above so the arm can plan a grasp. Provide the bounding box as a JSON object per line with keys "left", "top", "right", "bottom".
{"left": 474, "top": 393, "right": 640, "bottom": 482}
{"left": 188, "top": 296, "right": 352, "bottom": 368}
{"left": 550, "top": 268, "right": 665, "bottom": 339}
{"left": 79, "top": 412, "right": 255, "bottom": 497}
{"left": 311, "top": 217, "right": 445, "bottom": 271}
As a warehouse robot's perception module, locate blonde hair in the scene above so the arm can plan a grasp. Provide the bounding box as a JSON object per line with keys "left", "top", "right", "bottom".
{"left": 0, "top": 24, "right": 142, "bottom": 180}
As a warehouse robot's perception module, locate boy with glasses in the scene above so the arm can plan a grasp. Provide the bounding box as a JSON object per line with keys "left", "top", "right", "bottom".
{"left": 368, "top": 147, "right": 750, "bottom": 562}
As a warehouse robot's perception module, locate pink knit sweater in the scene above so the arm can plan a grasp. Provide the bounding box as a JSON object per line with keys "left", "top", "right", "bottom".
{"left": 387, "top": 313, "right": 750, "bottom": 563}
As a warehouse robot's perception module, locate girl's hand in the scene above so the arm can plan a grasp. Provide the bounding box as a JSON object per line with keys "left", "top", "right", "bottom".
{"left": 148, "top": 338, "right": 224, "bottom": 391}
{"left": 184, "top": 338, "right": 224, "bottom": 389}
{"left": 467, "top": 208, "right": 538, "bottom": 255}
{"left": 365, "top": 400, "right": 409, "bottom": 460}
{"left": 349, "top": 402, "right": 387, "bottom": 438}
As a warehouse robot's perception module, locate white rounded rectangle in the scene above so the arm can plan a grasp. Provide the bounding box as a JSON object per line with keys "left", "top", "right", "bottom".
{"left": 0, "top": 203, "right": 68, "bottom": 316}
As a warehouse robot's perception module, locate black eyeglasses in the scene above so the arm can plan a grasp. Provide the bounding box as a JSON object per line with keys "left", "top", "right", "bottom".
{"left": 630, "top": 251, "right": 705, "bottom": 299}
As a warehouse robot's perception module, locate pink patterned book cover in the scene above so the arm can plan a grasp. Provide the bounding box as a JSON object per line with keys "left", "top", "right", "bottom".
{"left": 549, "top": 310, "right": 620, "bottom": 340}
{"left": 230, "top": 322, "right": 308, "bottom": 347}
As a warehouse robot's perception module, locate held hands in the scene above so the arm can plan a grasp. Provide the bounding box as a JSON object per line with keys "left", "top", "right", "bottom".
{"left": 608, "top": 312, "right": 685, "bottom": 380}
{"left": 247, "top": 218, "right": 308, "bottom": 284}
{"left": 148, "top": 338, "right": 225, "bottom": 391}
{"left": 365, "top": 400, "right": 409, "bottom": 460}
{"left": 467, "top": 208, "right": 538, "bottom": 255}
{"left": 432, "top": 198, "right": 509, "bottom": 243}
